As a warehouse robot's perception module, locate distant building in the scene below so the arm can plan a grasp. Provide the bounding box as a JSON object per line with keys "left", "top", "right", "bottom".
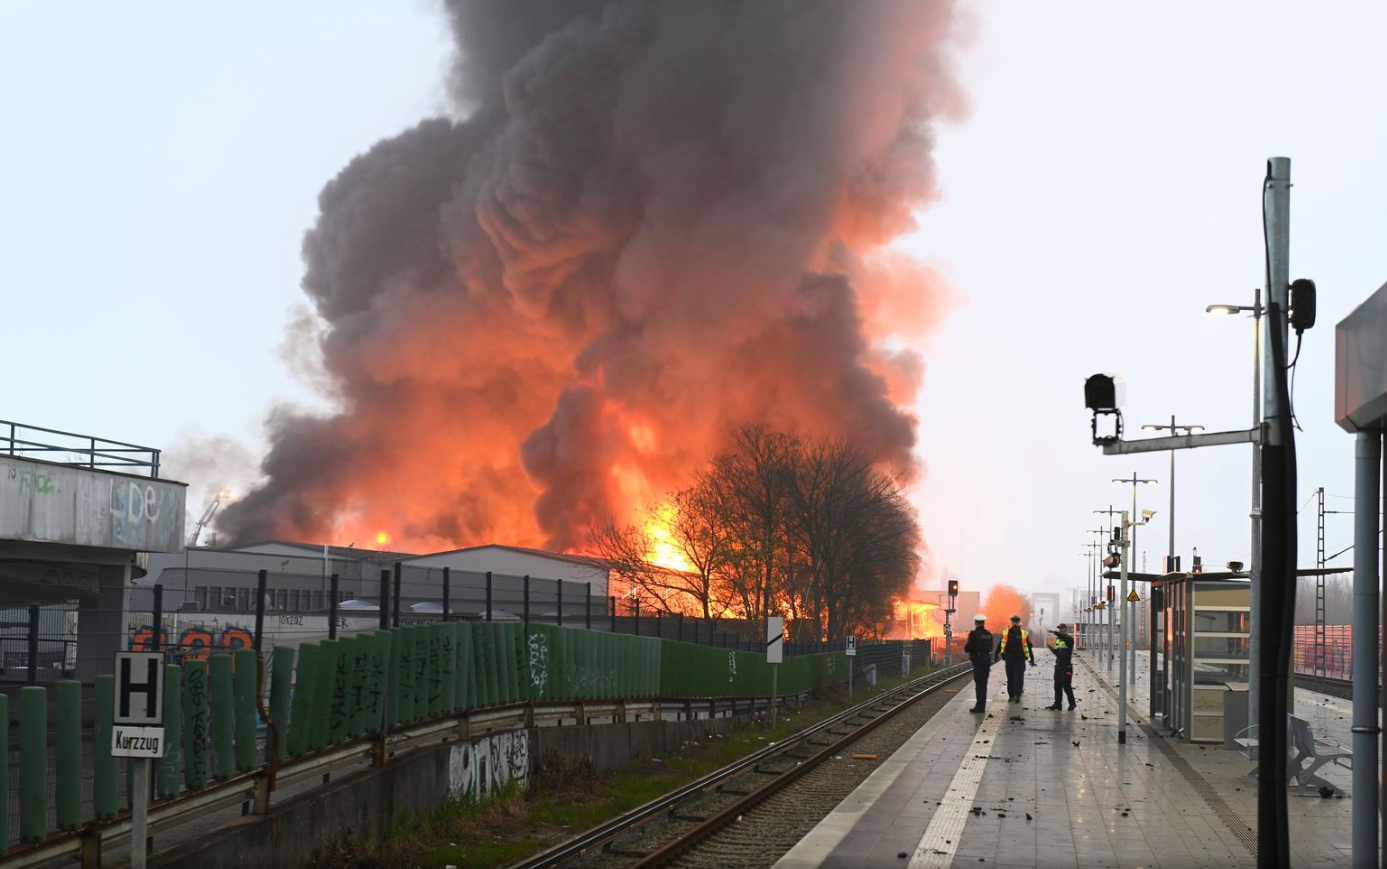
{"left": 1030, "top": 592, "right": 1061, "bottom": 632}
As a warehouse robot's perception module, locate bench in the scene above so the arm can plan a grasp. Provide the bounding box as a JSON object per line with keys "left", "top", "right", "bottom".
{"left": 1287, "top": 715, "right": 1352, "bottom": 797}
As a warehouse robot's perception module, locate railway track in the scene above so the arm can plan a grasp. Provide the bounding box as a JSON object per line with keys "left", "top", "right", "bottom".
{"left": 509, "top": 662, "right": 973, "bottom": 869}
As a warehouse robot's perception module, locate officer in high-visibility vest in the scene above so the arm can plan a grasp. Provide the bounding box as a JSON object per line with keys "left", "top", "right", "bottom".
{"left": 1044, "top": 623, "right": 1077, "bottom": 710}
{"left": 993, "top": 615, "right": 1034, "bottom": 703}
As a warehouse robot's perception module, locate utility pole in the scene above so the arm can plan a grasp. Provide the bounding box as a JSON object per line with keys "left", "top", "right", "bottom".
{"left": 1114, "top": 473, "right": 1156, "bottom": 683}
{"left": 1118, "top": 511, "right": 1131, "bottom": 744}
{"left": 1257, "top": 155, "right": 1294, "bottom": 867}
{"left": 1095, "top": 507, "right": 1123, "bottom": 670}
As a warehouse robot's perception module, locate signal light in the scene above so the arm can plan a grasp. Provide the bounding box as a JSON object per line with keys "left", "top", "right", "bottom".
{"left": 1102, "top": 553, "right": 1120, "bottom": 569}
{"left": 1106, "top": 585, "right": 1115, "bottom": 602}
{"left": 948, "top": 579, "right": 958, "bottom": 598}
{"left": 1192, "top": 553, "right": 1202, "bottom": 574}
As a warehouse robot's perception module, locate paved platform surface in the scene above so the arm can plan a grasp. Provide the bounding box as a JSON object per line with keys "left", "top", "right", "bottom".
{"left": 776, "top": 648, "right": 1373, "bottom": 868}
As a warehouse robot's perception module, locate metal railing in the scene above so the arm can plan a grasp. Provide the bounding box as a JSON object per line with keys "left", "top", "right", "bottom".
{"left": 1, "top": 419, "right": 161, "bottom": 478}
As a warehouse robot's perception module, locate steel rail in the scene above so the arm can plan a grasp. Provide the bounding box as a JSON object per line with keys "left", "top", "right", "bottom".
{"left": 508, "top": 663, "right": 972, "bottom": 869}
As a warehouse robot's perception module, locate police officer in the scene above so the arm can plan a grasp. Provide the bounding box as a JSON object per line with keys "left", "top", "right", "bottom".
{"left": 1044, "top": 623, "right": 1078, "bottom": 710}
{"left": 994, "top": 615, "right": 1035, "bottom": 703}
{"left": 963, "top": 614, "right": 994, "bottom": 713}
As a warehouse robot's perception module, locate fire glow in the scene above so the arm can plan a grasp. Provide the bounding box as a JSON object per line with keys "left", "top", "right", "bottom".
{"left": 214, "top": 1, "right": 963, "bottom": 570}
{"left": 891, "top": 599, "right": 943, "bottom": 641}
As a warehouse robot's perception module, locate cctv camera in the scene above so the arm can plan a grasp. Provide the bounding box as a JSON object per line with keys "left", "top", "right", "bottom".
{"left": 1142, "top": 509, "right": 1157, "bottom": 521}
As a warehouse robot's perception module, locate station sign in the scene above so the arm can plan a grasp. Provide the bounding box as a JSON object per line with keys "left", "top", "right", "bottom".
{"left": 846, "top": 635, "right": 857, "bottom": 657}
{"left": 766, "top": 616, "right": 784, "bottom": 664}
{"left": 114, "top": 651, "right": 164, "bottom": 725}
{"left": 111, "top": 725, "right": 165, "bottom": 758}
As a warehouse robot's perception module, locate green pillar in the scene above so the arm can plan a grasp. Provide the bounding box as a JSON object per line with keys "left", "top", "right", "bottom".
{"left": 370, "top": 630, "right": 391, "bottom": 732}
{"left": 182, "top": 660, "right": 210, "bottom": 791}
{"left": 397, "top": 627, "right": 414, "bottom": 724}
{"left": 440, "top": 624, "right": 457, "bottom": 713}
{"left": 54, "top": 680, "right": 82, "bottom": 829}
{"left": 210, "top": 654, "right": 235, "bottom": 780}
{"left": 286, "top": 643, "right": 317, "bottom": 757}
{"left": 310, "top": 639, "right": 337, "bottom": 751}
{"left": 157, "top": 664, "right": 182, "bottom": 799}
{"left": 347, "top": 634, "right": 370, "bottom": 738}
{"left": 233, "top": 649, "right": 258, "bottom": 771}
{"left": 0, "top": 694, "right": 7, "bottom": 852}
{"left": 328, "top": 637, "right": 350, "bottom": 745}
{"left": 19, "top": 685, "right": 47, "bottom": 843}
{"left": 93, "top": 676, "right": 120, "bottom": 820}
{"left": 268, "top": 646, "right": 295, "bottom": 762}
{"left": 413, "top": 626, "right": 429, "bottom": 720}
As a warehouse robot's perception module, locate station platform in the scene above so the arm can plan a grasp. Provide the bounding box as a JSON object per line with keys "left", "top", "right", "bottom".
{"left": 775, "top": 649, "right": 1371, "bottom": 868}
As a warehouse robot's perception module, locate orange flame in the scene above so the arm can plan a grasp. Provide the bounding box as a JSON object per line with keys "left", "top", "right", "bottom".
{"left": 890, "top": 598, "right": 943, "bottom": 640}
{"left": 643, "top": 501, "right": 693, "bottom": 573}
{"left": 375, "top": 530, "right": 392, "bottom": 548}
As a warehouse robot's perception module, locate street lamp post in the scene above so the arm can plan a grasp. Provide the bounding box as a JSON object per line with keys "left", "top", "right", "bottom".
{"left": 1095, "top": 507, "right": 1123, "bottom": 670}
{"left": 1205, "top": 291, "right": 1264, "bottom": 727}
{"left": 1117, "top": 508, "right": 1155, "bottom": 745}
{"left": 1114, "top": 474, "right": 1156, "bottom": 683}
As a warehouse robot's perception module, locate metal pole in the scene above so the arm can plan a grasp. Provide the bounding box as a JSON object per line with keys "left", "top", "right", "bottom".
{"left": 1250, "top": 284, "right": 1264, "bottom": 729}
{"left": 523, "top": 575, "right": 530, "bottom": 625}
{"left": 1351, "top": 431, "right": 1380, "bottom": 867}
{"left": 378, "top": 569, "right": 390, "bottom": 630}
{"left": 253, "top": 570, "right": 267, "bottom": 655}
{"left": 131, "top": 758, "right": 149, "bottom": 869}
{"left": 392, "top": 563, "right": 402, "bottom": 628}
{"left": 1118, "top": 511, "right": 1130, "bottom": 745}
{"left": 557, "top": 580, "right": 564, "bottom": 627}
{"left": 26, "top": 604, "right": 39, "bottom": 685}
{"left": 586, "top": 583, "right": 592, "bottom": 629}
{"left": 484, "top": 571, "right": 492, "bottom": 623}
{"left": 770, "top": 664, "right": 778, "bottom": 728}
{"left": 152, "top": 584, "right": 164, "bottom": 651}
{"left": 328, "top": 574, "right": 339, "bottom": 640}
{"left": 442, "top": 567, "right": 450, "bottom": 622}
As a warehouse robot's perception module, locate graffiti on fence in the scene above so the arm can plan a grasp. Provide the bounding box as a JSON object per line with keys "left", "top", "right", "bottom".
{"left": 129, "top": 625, "right": 253, "bottom": 659}
{"left": 527, "top": 631, "right": 549, "bottom": 696}
{"left": 448, "top": 731, "right": 530, "bottom": 802}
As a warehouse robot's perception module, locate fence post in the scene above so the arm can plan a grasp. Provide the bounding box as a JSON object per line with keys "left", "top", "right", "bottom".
{"left": 55, "top": 679, "right": 81, "bottom": 829}
{"left": 609, "top": 596, "right": 616, "bottom": 631}
{"left": 94, "top": 675, "right": 118, "bottom": 817}
{"left": 210, "top": 655, "right": 235, "bottom": 780}
{"left": 0, "top": 694, "right": 7, "bottom": 852}
{"left": 152, "top": 584, "right": 163, "bottom": 651}
{"left": 27, "top": 604, "right": 39, "bottom": 685}
{"left": 558, "top": 580, "right": 564, "bottom": 627}
{"left": 678, "top": 613, "right": 684, "bottom": 643}
{"left": 253, "top": 570, "right": 267, "bottom": 654}
{"left": 328, "top": 574, "right": 339, "bottom": 641}
{"left": 485, "top": 571, "right": 493, "bottom": 622}
{"left": 634, "top": 597, "right": 640, "bottom": 636}
{"left": 442, "top": 567, "right": 450, "bottom": 622}
{"left": 392, "top": 563, "right": 403, "bottom": 628}
{"left": 586, "top": 583, "right": 592, "bottom": 629}
{"left": 378, "top": 569, "right": 390, "bottom": 630}
{"left": 523, "top": 575, "right": 530, "bottom": 625}
{"left": 657, "top": 612, "right": 662, "bottom": 640}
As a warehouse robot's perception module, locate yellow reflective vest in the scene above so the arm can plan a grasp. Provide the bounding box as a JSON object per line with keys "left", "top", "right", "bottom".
{"left": 997, "top": 627, "right": 1032, "bottom": 661}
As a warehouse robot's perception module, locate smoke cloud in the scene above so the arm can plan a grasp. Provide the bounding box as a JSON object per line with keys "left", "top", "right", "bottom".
{"left": 218, "top": 0, "right": 964, "bottom": 552}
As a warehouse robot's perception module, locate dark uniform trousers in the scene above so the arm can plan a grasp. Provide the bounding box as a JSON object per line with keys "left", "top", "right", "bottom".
{"left": 1054, "top": 663, "right": 1075, "bottom": 708}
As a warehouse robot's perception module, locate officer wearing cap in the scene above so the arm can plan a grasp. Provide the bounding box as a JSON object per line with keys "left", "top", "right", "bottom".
{"left": 994, "top": 614, "right": 1035, "bottom": 703}
{"left": 962, "top": 613, "right": 994, "bottom": 712}
{"left": 1044, "top": 623, "right": 1078, "bottom": 710}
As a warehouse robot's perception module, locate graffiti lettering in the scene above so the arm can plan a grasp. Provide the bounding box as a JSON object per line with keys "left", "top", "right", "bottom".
{"left": 278, "top": 615, "right": 303, "bottom": 626}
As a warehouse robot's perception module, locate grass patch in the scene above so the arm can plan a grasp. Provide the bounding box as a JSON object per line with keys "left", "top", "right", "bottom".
{"left": 315, "top": 666, "right": 938, "bottom": 868}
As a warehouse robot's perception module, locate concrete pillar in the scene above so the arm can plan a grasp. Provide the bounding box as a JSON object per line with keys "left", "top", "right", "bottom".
{"left": 77, "top": 564, "right": 129, "bottom": 682}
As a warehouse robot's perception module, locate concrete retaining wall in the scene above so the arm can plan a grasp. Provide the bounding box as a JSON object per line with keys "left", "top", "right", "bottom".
{"left": 151, "top": 714, "right": 746, "bottom": 869}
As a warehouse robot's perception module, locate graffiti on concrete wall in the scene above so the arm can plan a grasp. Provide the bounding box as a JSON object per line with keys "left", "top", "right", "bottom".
{"left": 447, "top": 731, "right": 530, "bottom": 803}
{"left": 129, "top": 624, "right": 254, "bottom": 659}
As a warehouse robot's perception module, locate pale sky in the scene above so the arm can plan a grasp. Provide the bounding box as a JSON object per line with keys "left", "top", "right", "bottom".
{"left": 4, "top": 2, "right": 1384, "bottom": 617}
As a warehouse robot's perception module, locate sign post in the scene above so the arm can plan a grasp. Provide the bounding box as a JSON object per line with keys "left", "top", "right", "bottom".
{"left": 846, "top": 635, "right": 857, "bottom": 697}
{"left": 113, "top": 652, "right": 165, "bottom": 869}
{"left": 766, "top": 617, "right": 783, "bottom": 727}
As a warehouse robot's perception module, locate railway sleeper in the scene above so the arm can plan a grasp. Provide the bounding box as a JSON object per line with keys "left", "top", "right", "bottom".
{"left": 671, "top": 812, "right": 711, "bottom": 823}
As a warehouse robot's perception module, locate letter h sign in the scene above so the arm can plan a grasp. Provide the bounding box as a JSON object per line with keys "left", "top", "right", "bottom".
{"left": 115, "top": 652, "right": 164, "bottom": 725}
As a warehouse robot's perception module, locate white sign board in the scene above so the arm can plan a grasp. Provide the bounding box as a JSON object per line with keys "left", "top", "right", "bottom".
{"left": 112, "top": 725, "right": 165, "bottom": 758}
{"left": 765, "top": 616, "right": 784, "bottom": 664}
{"left": 115, "top": 651, "right": 164, "bottom": 725}
{"left": 846, "top": 635, "right": 857, "bottom": 656}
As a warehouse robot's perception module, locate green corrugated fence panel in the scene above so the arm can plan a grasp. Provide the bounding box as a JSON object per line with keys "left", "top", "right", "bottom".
{"left": 412, "top": 627, "right": 429, "bottom": 721}
{"left": 399, "top": 627, "right": 417, "bottom": 724}
{"left": 233, "top": 649, "right": 258, "bottom": 771}
{"left": 182, "top": 660, "right": 210, "bottom": 790}
{"left": 496, "top": 623, "right": 513, "bottom": 705}
{"left": 54, "top": 680, "right": 81, "bottom": 829}
{"left": 269, "top": 646, "right": 295, "bottom": 760}
{"left": 210, "top": 655, "right": 235, "bottom": 780}
{"left": 370, "top": 630, "right": 392, "bottom": 732}
{"left": 286, "top": 643, "right": 317, "bottom": 756}
{"left": 482, "top": 623, "right": 500, "bottom": 707}
{"left": 93, "top": 675, "right": 118, "bottom": 817}
{"left": 346, "top": 634, "right": 368, "bottom": 738}
{"left": 511, "top": 622, "right": 527, "bottom": 702}
{"left": 329, "top": 637, "right": 352, "bottom": 745}
{"left": 424, "top": 625, "right": 440, "bottom": 717}
{"left": 311, "top": 639, "right": 338, "bottom": 750}
{"left": 19, "top": 686, "right": 46, "bottom": 843}
{"left": 386, "top": 625, "right": 401, "bottom": 727}
{"left": 455, "top": 623, "right": 473, "bottom": 710}
{"left": 503, "top": 623, "right": 519, "bottom": 703}
{"left": 156, "top": 666, "right": 181, "bottom": 800}
{"left": 441, "top": 623, "right": 457, "bottom": 713}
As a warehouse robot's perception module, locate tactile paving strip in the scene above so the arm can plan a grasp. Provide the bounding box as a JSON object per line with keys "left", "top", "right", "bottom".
{"left": 905, "top": 691, "right": 1001, "bottom": 868}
